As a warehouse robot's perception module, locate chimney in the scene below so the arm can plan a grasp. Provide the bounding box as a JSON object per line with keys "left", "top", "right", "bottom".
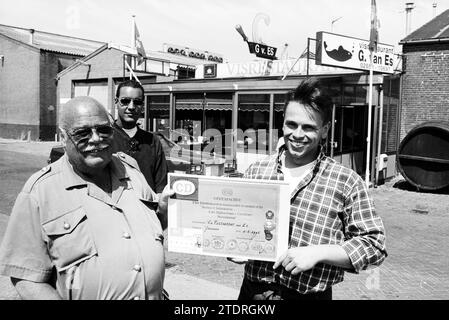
{"left": 405, "top": 3, "right": 415, "bottom": 36}
{"left": 433, "top": 2, "right": 437, "bottom": 18}
{"left": 29, "top": 29, "right": 35, "bottom": 45}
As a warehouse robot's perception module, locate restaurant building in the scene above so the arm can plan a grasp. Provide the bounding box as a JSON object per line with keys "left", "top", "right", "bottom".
{"left": 57, "top": 39, "right": 401, "bottom": 183}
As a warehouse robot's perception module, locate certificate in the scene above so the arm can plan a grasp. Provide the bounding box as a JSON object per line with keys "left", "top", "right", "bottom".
{"left": 167, "top": 173, "right": 290, "bottom": 262}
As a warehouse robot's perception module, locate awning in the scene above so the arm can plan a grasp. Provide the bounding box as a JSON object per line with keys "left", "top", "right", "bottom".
{"left": 238, "top": 104, "right": 269, "bottom": 112}
{"left": 176, "top": 102, "right": 232, "bottom": 111}
{"left": 274, "top": 103, "right": 284, "bottom": 112}
{"left": 149, "top": 103, "right": 170, "bottom": 111}
{"left": 176, "top": 103, "right": 203, "bottom": 110}
{"left": 205, "top": 103, "right": 232, "bottom": 111}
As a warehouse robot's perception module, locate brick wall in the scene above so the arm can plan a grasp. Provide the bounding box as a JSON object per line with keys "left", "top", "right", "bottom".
{"left": 400, "top": 43, "right": 449, "bottom": 140}
{"left": 0, "top": 35, "right": 40, "bottom": 140}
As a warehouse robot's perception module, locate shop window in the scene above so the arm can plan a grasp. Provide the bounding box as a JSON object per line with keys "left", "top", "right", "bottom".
{"left": 238, "top": 94, "right": 270, "bottom": 154}
{"left": 174, "top": 92, "right": 232, "bottom": 158}
{"left": 177, "top": 66, "right": 196, "bottom": 79}
{"left": 333, "top": 105, "right": 367, "bottom": 154}
{"left": 147, "top": 95, "right": 170, "bottom": 137}
{"left": 273, "top": 94, "right": 285, "bottom": 142}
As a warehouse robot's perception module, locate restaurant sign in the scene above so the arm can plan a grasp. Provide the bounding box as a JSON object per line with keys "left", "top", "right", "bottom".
{"left": 315, "top": 31, "right": 397, "bottom": 74}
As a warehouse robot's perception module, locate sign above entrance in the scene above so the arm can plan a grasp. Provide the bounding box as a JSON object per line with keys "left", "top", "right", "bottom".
{"left": 315, "top": 32, "right": 397, "bottom": 74}
{"left": 247, "top": 42, "right": 277, "bottom": 60}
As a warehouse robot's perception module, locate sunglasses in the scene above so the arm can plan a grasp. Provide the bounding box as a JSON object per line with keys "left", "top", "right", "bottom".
{"left": 119, "top": 97, "right": 144, "bottom": 107}
{"left": 68, "top": 124, "right": 114, "bottom": 143}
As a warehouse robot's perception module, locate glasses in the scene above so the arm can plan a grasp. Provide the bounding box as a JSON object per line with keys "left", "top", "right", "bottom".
{"left": 119, "top": 97, "right": 144, "bottom": 107}
{"left": 68, "top": 124, "right": 113, "bottom": 144}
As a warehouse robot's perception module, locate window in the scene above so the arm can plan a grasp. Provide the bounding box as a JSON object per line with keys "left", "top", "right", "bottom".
{"left": 174, "top": 92, "right": 233, "bottom": 158}
{"left": 274, "top": 94, "right": 285, "bottom": 142}
{"left": 147, "top": 95, "right": 170, "bottom": 137}
{"left": 237, "top": 94, "right": 270, "bottom": 154}
{"left": 333, "top": 105, "right": 367, "bottom": 154}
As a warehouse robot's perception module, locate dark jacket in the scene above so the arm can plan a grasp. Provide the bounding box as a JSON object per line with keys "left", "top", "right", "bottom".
{"left": 112, "top": 123, "right": 168, "bottom": 193}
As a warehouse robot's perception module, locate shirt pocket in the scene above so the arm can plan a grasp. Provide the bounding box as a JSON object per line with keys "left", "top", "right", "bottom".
{"left": 42, "top": 207, "right": 97, "bottom": 272}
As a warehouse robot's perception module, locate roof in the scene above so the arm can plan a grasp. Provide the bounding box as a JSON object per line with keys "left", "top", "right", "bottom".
{"left": 400, "top": 9, "right": 449, "bottom": 44}
{"left": 0, "top": 23, "right": 105, "bottom": 56}
{"left": 56, "top": 43, "right": 200, "bottom": 79}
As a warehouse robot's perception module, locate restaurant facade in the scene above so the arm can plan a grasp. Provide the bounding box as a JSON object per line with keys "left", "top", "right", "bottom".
{"left": 141, "top": 59, "right": 400, "bottom": 182}
{"left": 57, "top": 46, "right": 401, "bottom": 184}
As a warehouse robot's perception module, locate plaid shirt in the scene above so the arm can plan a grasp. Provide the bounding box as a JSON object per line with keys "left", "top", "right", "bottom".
{"left": 243, "top": 145, "right": 387, "bottom": 294}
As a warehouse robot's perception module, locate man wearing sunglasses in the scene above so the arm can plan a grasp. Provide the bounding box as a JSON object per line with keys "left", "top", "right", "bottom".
{"left": 112, "top": 79, "right": 168, "bottom": 195}
{"left": 0, "top": 96, "right": 173, "bottom": 299}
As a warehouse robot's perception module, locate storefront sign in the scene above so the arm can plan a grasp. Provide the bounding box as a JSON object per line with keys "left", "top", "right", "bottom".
{"left": 195, "top": 58, "right": 359, "bottom": 79}
{"left": 315, "top": 32, "right": 396, "bottom": 74}
{"left": 247, "top": 42, "right": 277, "bottom": 60}
{"left": 164, "top": 43, "right": 224, "bottom": 63}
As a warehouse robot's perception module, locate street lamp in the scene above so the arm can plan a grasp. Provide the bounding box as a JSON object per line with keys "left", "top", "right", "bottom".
{"left": 331, "top": 16, "right": 343, "bottom": 32}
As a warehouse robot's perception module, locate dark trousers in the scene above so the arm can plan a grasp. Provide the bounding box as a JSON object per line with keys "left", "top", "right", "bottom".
{"left": 238, "top": 277, "right": 332, "bottom": 300}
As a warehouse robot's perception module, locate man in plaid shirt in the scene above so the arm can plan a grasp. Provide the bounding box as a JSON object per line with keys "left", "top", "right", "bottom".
{"left": 235, "top": 78, "right": 387, "bottom": 300}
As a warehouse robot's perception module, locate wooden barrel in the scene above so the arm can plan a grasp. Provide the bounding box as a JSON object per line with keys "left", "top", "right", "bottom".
{"left": 397, "top": 121, "right": 449, "bottom": 190}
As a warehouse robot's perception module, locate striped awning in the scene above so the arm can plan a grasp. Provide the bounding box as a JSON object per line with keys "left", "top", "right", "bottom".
{"left": 274, "top": 103, "right": 284, "bottom": 112}
{"left": 238, "top": 104, "right": 269, "bottom": 112}
{"left": 175, "top": 103, "right": 232, "bottom": 111}
{"left": 149, "top": 103, "right": 169, "bottom": 111}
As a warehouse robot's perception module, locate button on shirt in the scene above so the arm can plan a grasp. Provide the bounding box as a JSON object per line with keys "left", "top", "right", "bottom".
{"left": 0, "top": 154, "right": 165, "bottom": 300}
{"left": 243, "top": 145, "right": 387, "bottom": 294}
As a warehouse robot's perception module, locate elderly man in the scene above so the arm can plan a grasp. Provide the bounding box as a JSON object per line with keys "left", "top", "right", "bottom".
{"left": 234, "top": 78, "right": 387, "bottom": 300}
{"left": 0, "top": 97, "right": 172, "bottom": 300}
{"left": 112, "top": 79, "right": 168, "bottom": 194}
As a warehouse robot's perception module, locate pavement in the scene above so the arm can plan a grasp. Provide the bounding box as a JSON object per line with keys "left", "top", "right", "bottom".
{"left": 1, "top": 139, "right": 449, "bottom": 300}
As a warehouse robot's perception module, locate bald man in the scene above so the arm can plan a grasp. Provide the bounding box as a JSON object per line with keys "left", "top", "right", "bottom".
{"left": 0, "top": 97, "right": 173, "bottom": 300}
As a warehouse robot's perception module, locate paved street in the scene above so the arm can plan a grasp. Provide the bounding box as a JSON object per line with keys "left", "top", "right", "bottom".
{"left": 1, "top": 139, "right": 448, "bottom": 300}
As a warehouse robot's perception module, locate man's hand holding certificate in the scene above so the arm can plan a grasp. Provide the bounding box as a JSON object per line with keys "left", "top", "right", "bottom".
{"left": 167, "top": 173, "right": 289, "bottom": 262}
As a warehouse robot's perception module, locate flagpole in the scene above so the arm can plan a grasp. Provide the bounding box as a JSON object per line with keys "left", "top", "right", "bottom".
{"left": 131, "top": 15, "right": 136, "bottom": 49}
{"left": 365, "top": 53, "right": 374, "bottom": 188}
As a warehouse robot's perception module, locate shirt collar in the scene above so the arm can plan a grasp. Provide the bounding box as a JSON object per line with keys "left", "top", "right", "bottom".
{"left": 62, "top": 153, "right": 129, "bottom": 190}
{"left": 276, "top": 140, "right": 326, "bottom": 174}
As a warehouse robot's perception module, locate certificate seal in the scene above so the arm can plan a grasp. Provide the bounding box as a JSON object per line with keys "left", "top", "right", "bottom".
{"left": 250, "top": 242, "right": 263, "bottom": 252}
{"left": 212, "top": 239, "right": 224, "bottom": 249}
{"left": 238, "top": 242, "right": 249, "bottom": 252}
{"left": 226, "top": 239, "right": 237, "bottom": 250}
{"left": 264, "top": 243, "right": 275, "bottom": 253}
{"left": 203, "top": 239, "right": 210, "bottom": 248}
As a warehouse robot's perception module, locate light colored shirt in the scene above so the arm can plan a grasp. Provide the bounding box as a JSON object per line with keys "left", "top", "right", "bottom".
{"left": 281, "top": 155, "right": 316, "bottom": 194}
{"left": 0, "top": 153, "right": 165, "bottom": 300}
{"left": 122, "top": 126, "right": 138, "bottom": 138}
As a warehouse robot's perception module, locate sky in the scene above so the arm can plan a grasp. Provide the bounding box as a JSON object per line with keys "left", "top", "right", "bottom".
{"left": 1, "top": 0, "right": 448, "bottom": 62}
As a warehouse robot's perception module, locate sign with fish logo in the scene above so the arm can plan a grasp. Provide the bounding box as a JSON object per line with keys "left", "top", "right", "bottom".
{"left": 315, "top": 32, "right": 396, "bottom": 74}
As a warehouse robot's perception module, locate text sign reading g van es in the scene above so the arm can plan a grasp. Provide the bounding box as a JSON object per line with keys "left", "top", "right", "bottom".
{"left": 315, "top": 31, "right": 397, "bottom": 74}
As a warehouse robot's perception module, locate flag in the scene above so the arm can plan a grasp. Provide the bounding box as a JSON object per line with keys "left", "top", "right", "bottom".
{"left": 134, "top": 21, "right": 146, "bottom": 65}
{"left": 369, "top": 0, "right": 379, "bottom": 52}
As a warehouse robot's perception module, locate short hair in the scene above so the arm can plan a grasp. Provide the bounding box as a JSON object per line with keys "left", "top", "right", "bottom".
{"left": 115, "top": 79, "right": 144, "bottom": 98}
{"left": 284, "top": 77, "right": 333, "bottom": 124}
